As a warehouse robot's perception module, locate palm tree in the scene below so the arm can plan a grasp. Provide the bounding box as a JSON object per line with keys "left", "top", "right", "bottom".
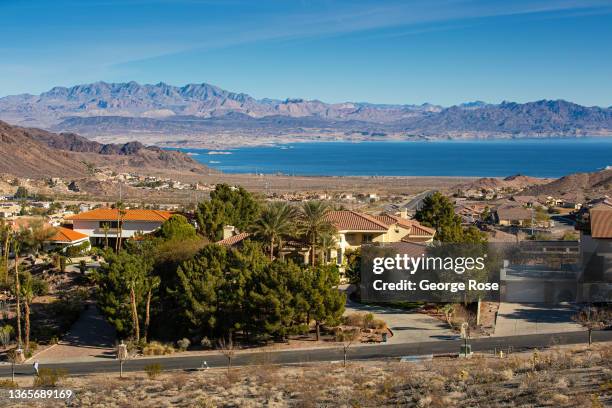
{"left": 143, "top": 275, "right": 160, "bottom": 343}
{"left": 115, "top": 204, "right": 127, "bottom": 253}
{"left": 12, "top": 235, "right": 22, "bottom": 347}
{"left": 298, "top": 201, "right": 335, "bottom": 266}
{"left": 20, "top": 272, "right": 34, "bottom": 353}
{"left": 0, "top": 220, "right": 11, "bottom": 284}
{"left": 317, "top": 230, "right": 336, "bottom": 264}
{"left": 253, "top": 202, "right": 297, "bottom": 260}
{"left": 102, "top": 222, "right": 110, "bottom": 249}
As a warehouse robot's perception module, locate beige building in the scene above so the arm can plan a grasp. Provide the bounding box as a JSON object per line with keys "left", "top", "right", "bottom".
{"left": 326, "top": 210, "right": 435, "bottom": 264}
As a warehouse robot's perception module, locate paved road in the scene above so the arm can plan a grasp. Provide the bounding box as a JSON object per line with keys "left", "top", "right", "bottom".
{"left": 2, "top": 330, "right": 609, "bottom": 377}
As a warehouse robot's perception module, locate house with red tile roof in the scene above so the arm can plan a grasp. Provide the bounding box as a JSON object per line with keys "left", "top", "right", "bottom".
{"left": 325, "top": 210, "right": 435, "bottom": 265}
{"left": 66, "top": 208, "right": 173, "bottom": 246}
{"left": 44, "top": 226, "right": 90, "bottom": 252}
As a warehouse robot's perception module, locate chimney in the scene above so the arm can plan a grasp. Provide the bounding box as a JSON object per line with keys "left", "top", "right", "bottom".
{"left": 400, "top": 208, "right": 408, "bottom": 219}
{"left": 223, "top": 225, "right": 236, "bottom": 240}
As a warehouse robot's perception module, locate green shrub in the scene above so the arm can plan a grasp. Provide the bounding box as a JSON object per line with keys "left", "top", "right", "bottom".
{"left": 31, "top": 277, "right": 49, "bottom": 296}
{"left": 34, "top": 368, "right": 68, "bottom": 387}
{"left": 144, "top": 363, "right": 162, "bottom": 380}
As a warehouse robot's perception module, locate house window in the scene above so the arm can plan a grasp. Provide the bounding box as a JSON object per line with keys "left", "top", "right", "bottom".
{"left": 362, "top": 234, "right": 373, "bottom": 243}
{"left": 100, "top": 221, "right": 119, "bottom": 229}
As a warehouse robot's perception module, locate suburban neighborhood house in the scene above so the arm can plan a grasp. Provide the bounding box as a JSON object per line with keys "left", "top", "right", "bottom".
{"left": 44, "top": 226, "right": 90, "bottom": 252}
{"left": 578, "top": 203, "right": 612, "bottom": 302}
{"left": 216, "top": 210, "right": 436, "bottom": 266}
{"left": 325, "top": 210, "right": 436, "bottom": 264}
{"left": 495, "top": 205, "right": 533, "bottom": 226}
{"left": 66, "top": 208, "right": 173, "bottom": 246}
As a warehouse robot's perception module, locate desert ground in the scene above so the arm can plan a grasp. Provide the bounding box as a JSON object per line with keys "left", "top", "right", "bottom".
{"left": 2, "top": 342, "right": 610, "bottom": 407}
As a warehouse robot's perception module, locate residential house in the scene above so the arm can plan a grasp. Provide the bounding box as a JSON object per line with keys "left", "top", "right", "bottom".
{"left": 511, "top": 195, "right": 541, "bottom": 208}
{"left": 577, "top": 203, "right": 612, "bottom": 302}
{"left": 560, "top": 192, "right": 584, "bottom": 210}
{"left": 0, "top": 202, "right": 20, "bottom": 218}
{"left": 494, "top": 205, "right": 533, "bottom": 226}
{"left": 66, "top": 208, "right": 173, "bottom": 246}
{"left": 44, "top": 227, "right": 90, "bottom": 252}
{"left": 326, "top": 210, "right": 435, "bottom": 265}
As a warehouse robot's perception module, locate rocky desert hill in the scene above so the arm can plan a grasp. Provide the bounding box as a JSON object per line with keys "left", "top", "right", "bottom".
{"left": 0, "top": 120, "right": 208, "bottom": 178}
{"left": 522, "top": 168, "right": 612, "bottom": 197}
{"left": 460, "top": 174, "right": 552, "bottom": 191}
{"left": 0, "top": 121, "right": 88, "bottom": 178}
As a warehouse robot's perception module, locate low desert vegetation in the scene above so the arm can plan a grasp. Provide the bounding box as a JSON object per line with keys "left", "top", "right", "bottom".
{"left": 3, "top": 343, "right": 610, "bottom": 407}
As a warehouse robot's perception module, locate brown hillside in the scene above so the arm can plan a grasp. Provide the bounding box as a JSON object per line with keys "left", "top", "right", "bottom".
{"left": 523, "top": 169, "right": 612, "bottom": 197}
{"left": 0, "top": 121, "right": 88, "bottom": 178}
{"left": 0, "top": 120, "right": 209, "bottom": 179}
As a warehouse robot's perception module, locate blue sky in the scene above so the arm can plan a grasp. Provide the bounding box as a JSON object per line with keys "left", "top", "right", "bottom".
{"left": 1, "top": 0, "right": 611, "bottom": 106}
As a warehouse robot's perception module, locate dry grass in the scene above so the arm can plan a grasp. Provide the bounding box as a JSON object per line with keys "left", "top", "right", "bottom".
{"left": 2, "top": 343, "right": 611, "bottom": 407}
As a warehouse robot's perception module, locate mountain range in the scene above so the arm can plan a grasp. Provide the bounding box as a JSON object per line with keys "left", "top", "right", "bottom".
{"left": 1, "top": 81, "right": 611, "bottom": 145}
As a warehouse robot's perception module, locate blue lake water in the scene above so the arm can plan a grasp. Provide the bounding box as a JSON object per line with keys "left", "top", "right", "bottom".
{"left": 176, "top": 138, "right": 612, "bottom": 177}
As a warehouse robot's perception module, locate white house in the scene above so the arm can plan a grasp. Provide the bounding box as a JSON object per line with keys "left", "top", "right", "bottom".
{"left": 66, "top": 208, "right": 173, "bottom": 246}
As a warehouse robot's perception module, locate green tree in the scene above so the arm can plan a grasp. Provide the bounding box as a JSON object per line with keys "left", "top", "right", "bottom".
{"left": 298, "top": 201, "right": 335, "bottom": 266}
{"left": 0, "top": 220, "right": 11, "bottom": 284}
{"left": 94, "top": 251, "right": 153, "bottom": 341}
{"left": 344, "top": 248, "right": 362, "bottom": 284}
{"left": 172, "top": 244, "right": 229, "bottom": 338}
{"left": 196, "top": 184, "right": 261, "bottom": 241}
{"left": 20, "top": 272, "right": 34, "bottom": 352}
{"left": 252, "top": 202, "right": 297, "bottom": 260}
{"left": 415, "top": 192, "right": 464, "bottom": 242}
{"left": 14, "top": 186, "right": 28, "bottom": 199}
{"left": 305, "top": 265, "right": 345, "bottom": 341}
{"left": 415, "top": 192, "right": 486, "bottom": 244}
{"left": 157, "top": 214, "right": 196, "bottom": 241}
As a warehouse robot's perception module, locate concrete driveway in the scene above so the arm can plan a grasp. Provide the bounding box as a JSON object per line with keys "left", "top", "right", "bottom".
{"left": 493, "top": 302, "right": 583, "bottom": 337}
{"left": 344, "top": 296, "right": 457, "bottom": 344}
{"left": 31, "top": 303, "right": 117, "bottom": 363}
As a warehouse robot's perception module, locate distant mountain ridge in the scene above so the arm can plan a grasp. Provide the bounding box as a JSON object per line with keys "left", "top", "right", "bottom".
{"left": 1, "top": 81, "right": 611, "bottom": 141}
{"left": 0, "top": 120, "right": 206, "bottom": 178}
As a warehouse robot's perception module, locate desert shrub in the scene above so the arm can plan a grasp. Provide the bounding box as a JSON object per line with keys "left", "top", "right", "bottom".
{"left": 499, "top": 368, "right": 514, "bottom": 381}
{"left": 0, "top": 379, "right": 18, "bottom": 389}
{"left": 143, "top": 341, "right": 175, "bottom": 356}
{"left": 31, "top": 277, "right": 49, "bottom": 296}
{"left": 343, "top": 312, "right": 366, "bottom": 327}
{"left": 200, "top": 336, "right": 212, "bottom": 349}
{"left": 368, "top": 318, "right": 387, "bottom": 330}
{"left": 144, "top": 363, "right": 162, "bottom": 380}
{"left": 34, "top": 368, "right": 68, "bottom": 387}
{"left": 177, "top": 338, "right": 190, "bottom": 351}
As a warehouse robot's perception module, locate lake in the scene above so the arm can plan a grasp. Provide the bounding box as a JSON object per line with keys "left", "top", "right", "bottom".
{"left": 176, "top": 138, "right": 612, "bottom": 177}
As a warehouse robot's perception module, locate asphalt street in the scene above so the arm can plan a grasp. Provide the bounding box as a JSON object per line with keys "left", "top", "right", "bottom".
{"left": 1, "top": 330, "right": 610, "bottom": 378}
